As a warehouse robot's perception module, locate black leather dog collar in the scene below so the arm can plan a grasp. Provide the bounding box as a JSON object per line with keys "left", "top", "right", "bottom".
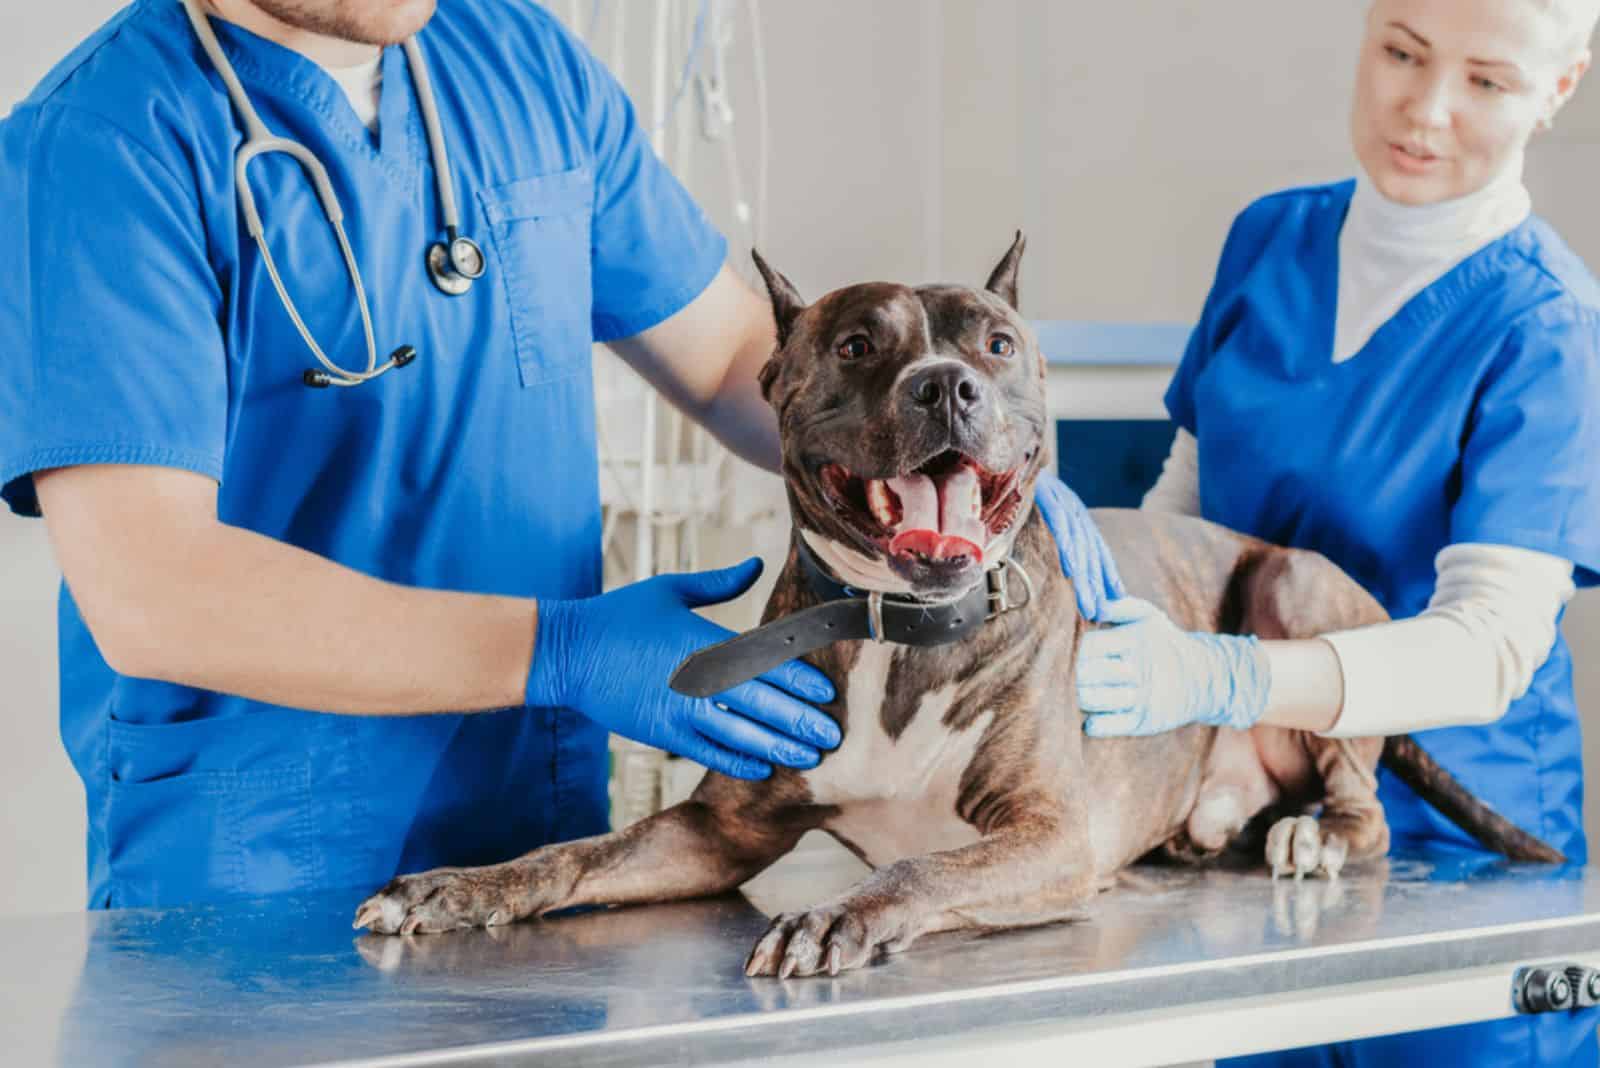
{"left": 668, "top": 538, "right": 1034, "bottom": 699}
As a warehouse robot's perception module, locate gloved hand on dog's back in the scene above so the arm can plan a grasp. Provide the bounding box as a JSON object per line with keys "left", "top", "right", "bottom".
{"left": 525, "top": 557, "right": 842, "bottom": 780}
{"left": 1033, "top": 472, "right": 1126, "bottom": 622}
{"left": 1076, "top": 597, "right": 1271, "bottom": 736}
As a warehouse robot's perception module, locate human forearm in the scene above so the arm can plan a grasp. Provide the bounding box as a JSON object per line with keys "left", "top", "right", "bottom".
{"left": 1277, "top": 544, "right": 1573, "bottom": 737}
{"left": 697, "top": 330, "right": 782, "bottom": 472}
{"left": 607, "top": 263, "right": 784, "bottom": 474}
{"left": 38, "top": 465, "right": 536, "bottom": 715}
{"left": 113, "top": 521, "right": 537, "bottom": 714}
{"left": 1257, "top": 639, "right": 1342, "bottom": 732}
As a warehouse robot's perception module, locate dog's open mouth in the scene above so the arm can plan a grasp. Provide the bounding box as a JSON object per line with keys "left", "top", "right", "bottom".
{"left": 817, "top": 449, "right": 1027, "bottom": 568}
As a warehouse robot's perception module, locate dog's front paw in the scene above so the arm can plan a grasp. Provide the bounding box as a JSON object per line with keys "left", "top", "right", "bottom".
{"left": 1264, "top": 814, "right": 1348, "bottom": 880}
{"left": 353, "top": 859, "right": 551, "bottom": 935}
{"left": 745, "top": 902, "right": 912, "bottom": 978}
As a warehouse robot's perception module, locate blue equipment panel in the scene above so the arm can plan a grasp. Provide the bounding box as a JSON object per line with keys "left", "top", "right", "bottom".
{"left": 1057, "top": 419, "right": 1177, "bottom": 508}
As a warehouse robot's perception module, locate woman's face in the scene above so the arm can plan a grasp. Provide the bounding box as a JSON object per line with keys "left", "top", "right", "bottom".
{"left": 1351, "top": 0, "right": 1588, "bottom": 204}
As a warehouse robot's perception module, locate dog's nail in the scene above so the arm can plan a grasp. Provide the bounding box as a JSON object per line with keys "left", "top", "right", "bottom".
{"left": 487, "top": 910, "right": 505, "bottom": 927}
{"left": 827, "top": 945, "right": 842, "bottom": 976}
{"left": 779, "top": 955, "right": 797, "bottom": 980}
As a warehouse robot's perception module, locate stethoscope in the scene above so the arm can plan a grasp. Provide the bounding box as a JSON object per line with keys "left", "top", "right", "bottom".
{"left": 179, "top": 0, "right": 485, "bottom": 388}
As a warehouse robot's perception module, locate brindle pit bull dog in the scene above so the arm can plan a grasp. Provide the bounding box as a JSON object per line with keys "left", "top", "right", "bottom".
{"left": 355, "top": 236, "right": 1561, "bottom": 977}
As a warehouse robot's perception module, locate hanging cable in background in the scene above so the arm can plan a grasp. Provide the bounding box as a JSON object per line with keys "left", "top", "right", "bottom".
{"left": 559, "top": 0, "right": 783, "bottom": 823}
{"left": 746, "top": 0, "right": 768, "bottom": 254}
{"left": 565, "top": 0, "right": 777, "bottom": 580}
{"left": 652, "top": 0, "right": 711, "bottom": 133}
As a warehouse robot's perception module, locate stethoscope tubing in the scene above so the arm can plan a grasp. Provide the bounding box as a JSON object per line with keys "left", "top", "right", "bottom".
{"left": 178, "top": 0, "right": 480, "bottom": 387}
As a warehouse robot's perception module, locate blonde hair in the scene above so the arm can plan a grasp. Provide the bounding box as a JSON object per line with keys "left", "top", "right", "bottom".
{"left": 1533, "top": 0, "right": 1600, "bottom": 57}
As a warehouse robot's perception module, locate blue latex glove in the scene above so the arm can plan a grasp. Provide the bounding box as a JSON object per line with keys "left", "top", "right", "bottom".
{"left": 526, "top": 558, "right": 842, "bottom": 780}
{"left": 1033, "top": 472, "right": 1126, "bottom": 621}
{"left": 1076, "top": 597, "right": 1271, "bottom": 737}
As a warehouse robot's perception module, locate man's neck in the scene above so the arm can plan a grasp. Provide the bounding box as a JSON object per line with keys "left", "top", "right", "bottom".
{"left": 203, "top": 0, "right": 381, "bottom": 68}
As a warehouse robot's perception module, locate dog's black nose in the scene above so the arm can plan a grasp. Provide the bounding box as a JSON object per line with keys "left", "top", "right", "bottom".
{"left": 907, "top": 364, "right": 984, "bottom": 417}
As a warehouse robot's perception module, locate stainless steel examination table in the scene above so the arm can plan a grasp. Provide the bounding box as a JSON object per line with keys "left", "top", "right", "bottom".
{"left": 4, "top": 838, "right": 1598, "bottom": 1068}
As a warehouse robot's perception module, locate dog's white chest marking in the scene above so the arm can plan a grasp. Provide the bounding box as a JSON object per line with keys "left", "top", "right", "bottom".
{"left": 803, "top": 642, "right": 994, "bottom": 867}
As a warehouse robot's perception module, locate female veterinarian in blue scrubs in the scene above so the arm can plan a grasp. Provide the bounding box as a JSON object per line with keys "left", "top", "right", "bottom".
{"left": 1076, "top": 0, "right": 1600, "bottom": 1065}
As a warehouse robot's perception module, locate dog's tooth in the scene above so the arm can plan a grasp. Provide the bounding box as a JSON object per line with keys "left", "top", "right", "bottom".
{"left": 867, "top": 479, "right": 896, "bottom": 527}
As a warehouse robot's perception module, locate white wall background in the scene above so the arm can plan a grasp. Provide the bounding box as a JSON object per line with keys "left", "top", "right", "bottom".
{"left": 3, "top": 1, "right": 1600, "bottom": 918}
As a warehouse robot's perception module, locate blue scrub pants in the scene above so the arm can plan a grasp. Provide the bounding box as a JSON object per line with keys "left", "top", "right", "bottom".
{"left": 1221, "top": 1006, "right": 1599, "bottom": 1066}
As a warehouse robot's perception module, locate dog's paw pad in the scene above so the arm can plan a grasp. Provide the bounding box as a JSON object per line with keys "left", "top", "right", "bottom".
{"left": 1265, "top": 815, "right": 1346, "bottom": 880}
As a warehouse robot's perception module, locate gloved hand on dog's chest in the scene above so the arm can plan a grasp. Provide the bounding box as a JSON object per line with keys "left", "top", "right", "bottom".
{"left": 525, "top": 558, "right": 842, "bottom": 780}
{"left": 1032, "top": 473, "right": 1126, "bottom": 622}
{"left": 1076, "top": 597, "right": 1272, "bottom": 736}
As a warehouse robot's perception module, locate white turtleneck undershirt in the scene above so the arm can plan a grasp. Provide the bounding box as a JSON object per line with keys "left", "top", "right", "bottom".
{"left": 1333, "top": 160, "right": 1531, "bottom": 362}
{"left": 1140, "top": 167, "right": 1577, "bottom": 737}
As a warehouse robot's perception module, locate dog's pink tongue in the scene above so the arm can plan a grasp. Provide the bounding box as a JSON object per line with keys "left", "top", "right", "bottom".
{"left": 938, "top": 466, "right": 986, "bottom": 550}
{"left": 885, "top": 469, "right": 984, "bottom": 563}
{"left": 888, "top": 474, "right": 938, "bottom": 530}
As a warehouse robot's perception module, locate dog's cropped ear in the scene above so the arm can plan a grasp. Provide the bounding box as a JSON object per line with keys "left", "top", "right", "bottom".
{"left": 984, "top": 230, "right": 1026, "bottom": 311}
{"left": 752, "top": 249, "right": 807, "bottom": 346}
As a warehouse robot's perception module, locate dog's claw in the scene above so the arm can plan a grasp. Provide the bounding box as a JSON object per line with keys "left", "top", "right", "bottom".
{"left": 1266, "top": 815, "right": 1346, "bottom": 880}
{"left": 746, "top": 904, "right": 899, "bottom": 978}
{"left": 353, "top": 858, "right": 551, "bottom": 937}
{"left": 745, "top": 915, "right": 792, "bottom": 977}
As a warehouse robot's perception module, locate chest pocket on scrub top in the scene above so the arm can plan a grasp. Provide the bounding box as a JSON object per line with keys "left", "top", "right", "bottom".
{"left": 478, "top": 166, "right": 595, "bottom": 388}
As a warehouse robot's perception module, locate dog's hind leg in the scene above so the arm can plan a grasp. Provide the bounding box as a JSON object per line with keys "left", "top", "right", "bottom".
{"left": 1262, "top": 736, "right": 1388, "bottom": 878}
{"left": 1239, "top": 548, "right": 1391, "bottom": 878}
{"left": 355, "top": 780, "right": 819, "bottom": 935}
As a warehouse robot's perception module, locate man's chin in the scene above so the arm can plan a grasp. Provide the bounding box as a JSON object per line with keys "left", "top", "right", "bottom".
{"left": 252, "top": 0, "right": 438, "bottom": 46}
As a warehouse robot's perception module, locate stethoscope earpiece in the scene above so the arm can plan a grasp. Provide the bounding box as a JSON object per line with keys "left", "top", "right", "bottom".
{"left": 305, "top": 345, "right": 419, "bottom": 389}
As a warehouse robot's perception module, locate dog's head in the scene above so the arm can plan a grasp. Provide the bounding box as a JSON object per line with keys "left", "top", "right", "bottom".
{"left": 756, "top": 233, "right": 1048, "bottom": 600}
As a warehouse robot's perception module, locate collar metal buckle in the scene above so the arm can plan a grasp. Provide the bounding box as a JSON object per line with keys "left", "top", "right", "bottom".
{"left": 986, "top": 558, "right": 1035, "bottom": 619}
{"left": 866, "top": 591, "right": 886, "bottom": 642}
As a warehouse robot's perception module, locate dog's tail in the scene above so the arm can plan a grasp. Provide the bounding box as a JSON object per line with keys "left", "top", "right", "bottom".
{"left": 1379, "top": 734, "right": 1566, "bottom": 863}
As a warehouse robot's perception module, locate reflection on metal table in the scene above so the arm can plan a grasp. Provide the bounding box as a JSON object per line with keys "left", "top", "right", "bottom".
{"left": 4, "top": 838, "right": 1597, "bottom": 1068}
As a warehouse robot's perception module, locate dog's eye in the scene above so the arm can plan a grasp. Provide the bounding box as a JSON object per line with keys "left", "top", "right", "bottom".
{"left": 987, "top": 334, "right": 1015, "bottom": 358}
{"left": 837, "top": 334, "right": 874, "bottom": 361}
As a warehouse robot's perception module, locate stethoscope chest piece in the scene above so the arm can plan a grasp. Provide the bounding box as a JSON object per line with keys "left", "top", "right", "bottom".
{"left": 426, "top": 233, "right": 485, "bottom": 296}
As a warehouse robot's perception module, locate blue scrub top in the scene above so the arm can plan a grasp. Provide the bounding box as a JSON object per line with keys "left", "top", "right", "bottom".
{"left": 0, "top": 0, "right": 727, "bottom": 907}
{"left": 1168, "top": 179, "right": 1600, "bottom": 865}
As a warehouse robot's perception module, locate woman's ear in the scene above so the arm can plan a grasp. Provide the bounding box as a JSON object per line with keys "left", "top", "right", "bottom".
{"left": 1546, "top": 49, "right": 1592, "bottom": 127}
